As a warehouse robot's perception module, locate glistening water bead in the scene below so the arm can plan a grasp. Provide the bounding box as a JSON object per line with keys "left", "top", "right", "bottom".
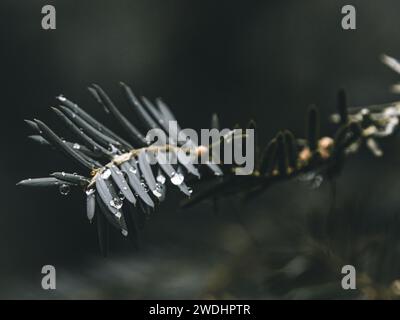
{"left": 101, "top": 169, "right": 112, "bottom": 179}
{"left": 110, "top": 197, "right": 123, "bottom": 210}
{"left": 170, "top": 172, "right": 184, "bottom": 185}
{"left": 59, "top": 183, "right": 71, "bottom": 195}
{"left": 118, "top": 190, "right": 126, "bottom": 200}
{"left": 153, "top": 183, "right": 163, "bottom": 198}
{"left": 156, "top": 173, "right": 166, "bottom": 185}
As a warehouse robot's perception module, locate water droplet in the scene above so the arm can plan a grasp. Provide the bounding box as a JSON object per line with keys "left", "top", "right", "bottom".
{"left": 156, "top": 174, "right": 166, "bottom": 185}
{"left": 171, "top": 172, "right": 184, "bottom": 185}
{"left": 187, "top": 187, "right": 193, "bottom": 195}
{"left": 59, "top": 184, "right": 70, "bottom": 196}
{"left": 115, "top": 211, "right": 122, "bottom": 219}
{"left": 153, "top": 183, "right": 163, "bottom": 198}
{"left": 109, "top": 145, "right": 119, "bottom": 154}
{"left": 118, "top": 190, "right": 126, "bottom": 201}
{"left": 101, "top": 169, "right": 111, "bottom": 179}
{"left": 297, "top": 172, "right": 316, "bottom": 182}
{"left": 311, "top": 175, "right": 323, "bottom": 189}
{"left": 129, "top": 167, "right": 137, "bottom": 174}
{"left": 110, "top": 197, "right": 123, "bottom": 210}
{"left": 298, "top": 172, "right": 323, "bottom": 189}
{"left": 140, "top": 179, "right": 149, "bottom": 192}
{"left": 85, "top": 188, "right": 95, "bottom": 196}
{"left": 72, "top": 143, "right": 81, "bottom": 150}
{"left": 121, "top": 229, "right": 128, "bottom": 236}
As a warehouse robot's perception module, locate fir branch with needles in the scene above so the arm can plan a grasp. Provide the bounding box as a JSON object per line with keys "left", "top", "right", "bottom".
{"left": 17, "top": 82, "right": 224, "bottom": 256}
{"left": 17, "top": 54, "right": 400, "bottom": 259}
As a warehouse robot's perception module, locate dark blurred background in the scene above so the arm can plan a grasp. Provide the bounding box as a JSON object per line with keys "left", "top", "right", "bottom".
{"left": 2, "top": 0, "right": 400, "bottom": 299}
